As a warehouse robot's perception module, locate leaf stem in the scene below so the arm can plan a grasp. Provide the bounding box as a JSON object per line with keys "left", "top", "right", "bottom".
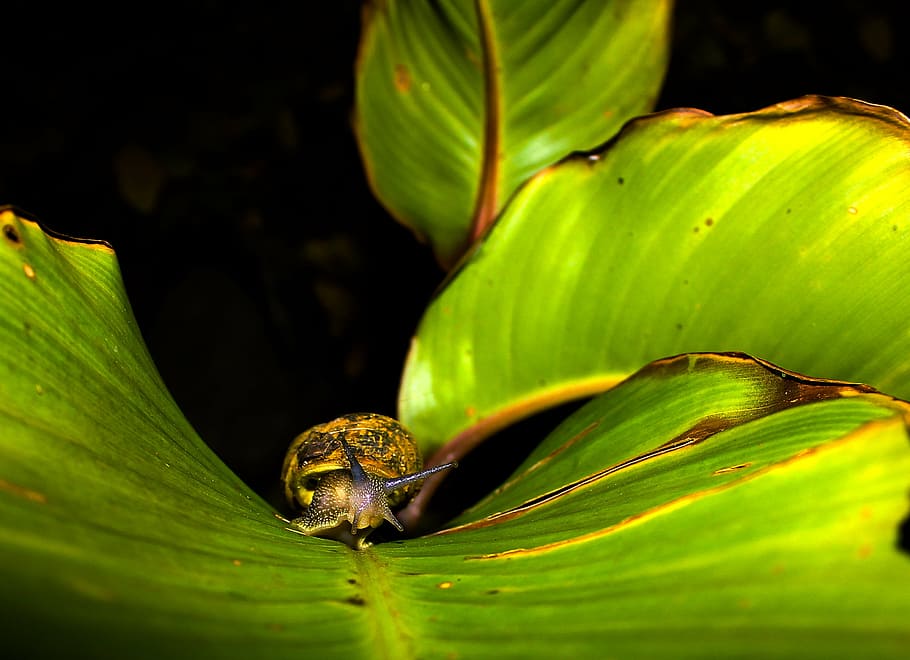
{"left": 469, "top": 0, "right": 502, "bottom": 246}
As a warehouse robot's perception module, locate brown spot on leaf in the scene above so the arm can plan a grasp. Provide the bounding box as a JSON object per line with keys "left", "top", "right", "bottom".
{"left": 705, "top": 217, "right": 714, "bottom": 226}
{"left": 3, "top": 224, "right": 19, "bottom": 241}
{"left": 0, "top": 478, "right": 47, "bottom": 503}
{"left": 394, "top": 64, "right": 411, "bottom": 93}
{"left": 3, "top": 222, "right": 21, "bottom": 246}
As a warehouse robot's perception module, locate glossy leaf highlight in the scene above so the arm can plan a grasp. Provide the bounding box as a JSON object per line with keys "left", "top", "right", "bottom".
{"left": 400, "top": 96, "right": 910, "bottom": 453}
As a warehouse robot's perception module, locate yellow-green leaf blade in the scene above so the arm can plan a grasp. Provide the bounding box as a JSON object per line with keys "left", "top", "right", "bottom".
{"left": 400, "top": 96, "right": 910, "bottom": 451}
{"left": 0, "top": 210, "right": 365, "bottom": 658}
{"left": 389, "top": 354, "right": 910, "bottom": 657}
{"left": 4, "top": 212, "right": 908, "bottom": 658}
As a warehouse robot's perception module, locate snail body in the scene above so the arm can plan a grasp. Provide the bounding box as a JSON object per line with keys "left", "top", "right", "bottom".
{"left": 281, "top": 412, "right": 456, "bottom": 549}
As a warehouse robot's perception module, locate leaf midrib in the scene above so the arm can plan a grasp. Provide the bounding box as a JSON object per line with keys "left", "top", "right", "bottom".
{"left": 355, "top": 548, "right": 415, "bottom": 659}
{"left": 469, "top": 0, "right": 502, "bottom": 246}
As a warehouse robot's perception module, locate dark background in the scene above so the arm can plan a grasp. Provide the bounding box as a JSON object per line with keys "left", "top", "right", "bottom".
{"left": 2, "top": 1, "right": 908, "bottom": 510}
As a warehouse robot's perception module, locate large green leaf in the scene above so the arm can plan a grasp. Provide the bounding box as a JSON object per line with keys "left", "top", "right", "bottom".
{"left": 400, "top": 96, "right": 910, "bottom": 454}
{"left": 355, "top": 0, "right": 672, "bottom": 265}
{"left": 0, "top": 221, "right": 907, "bottom": 659}
{"left": 399, "top": 354, "right": 910, "bottom": 657}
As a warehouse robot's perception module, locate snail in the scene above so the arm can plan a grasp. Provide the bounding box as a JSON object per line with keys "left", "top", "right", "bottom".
{"left": 281, "top": 412, "right": 457, "bottom": 549}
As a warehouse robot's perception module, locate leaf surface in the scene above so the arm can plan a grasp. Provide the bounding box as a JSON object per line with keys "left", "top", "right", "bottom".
{"left": 0, "top": 227, "right": 907, "bottom": 659}
{"left": 394, "top": 355, "right": 910, "bottom": 658}
{"left": 356, "top": 0, "right": 672, "bottom": 263}
{"left": 400, "top": 96, "right": 910, "bottom": 454}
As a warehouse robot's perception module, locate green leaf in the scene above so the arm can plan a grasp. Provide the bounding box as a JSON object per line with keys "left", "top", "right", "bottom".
{"left": 0, "top": 210, "right": 366, "bottom": 657}
{"left": 355, "top": 0, "right": 672, "bottom": 265}
{"left": 394, "top": 354, "right": 910, "bottom": 657}
{"left": 400, "top": 96, "right": 910, "bottom": 452}
{"left": 3, "top": 240, "right": 907, "bottom": 660}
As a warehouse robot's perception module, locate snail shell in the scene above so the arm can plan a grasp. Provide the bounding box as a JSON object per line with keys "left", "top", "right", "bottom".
{"left": 281, "top": 412, "right": 456, "bottom": 549}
